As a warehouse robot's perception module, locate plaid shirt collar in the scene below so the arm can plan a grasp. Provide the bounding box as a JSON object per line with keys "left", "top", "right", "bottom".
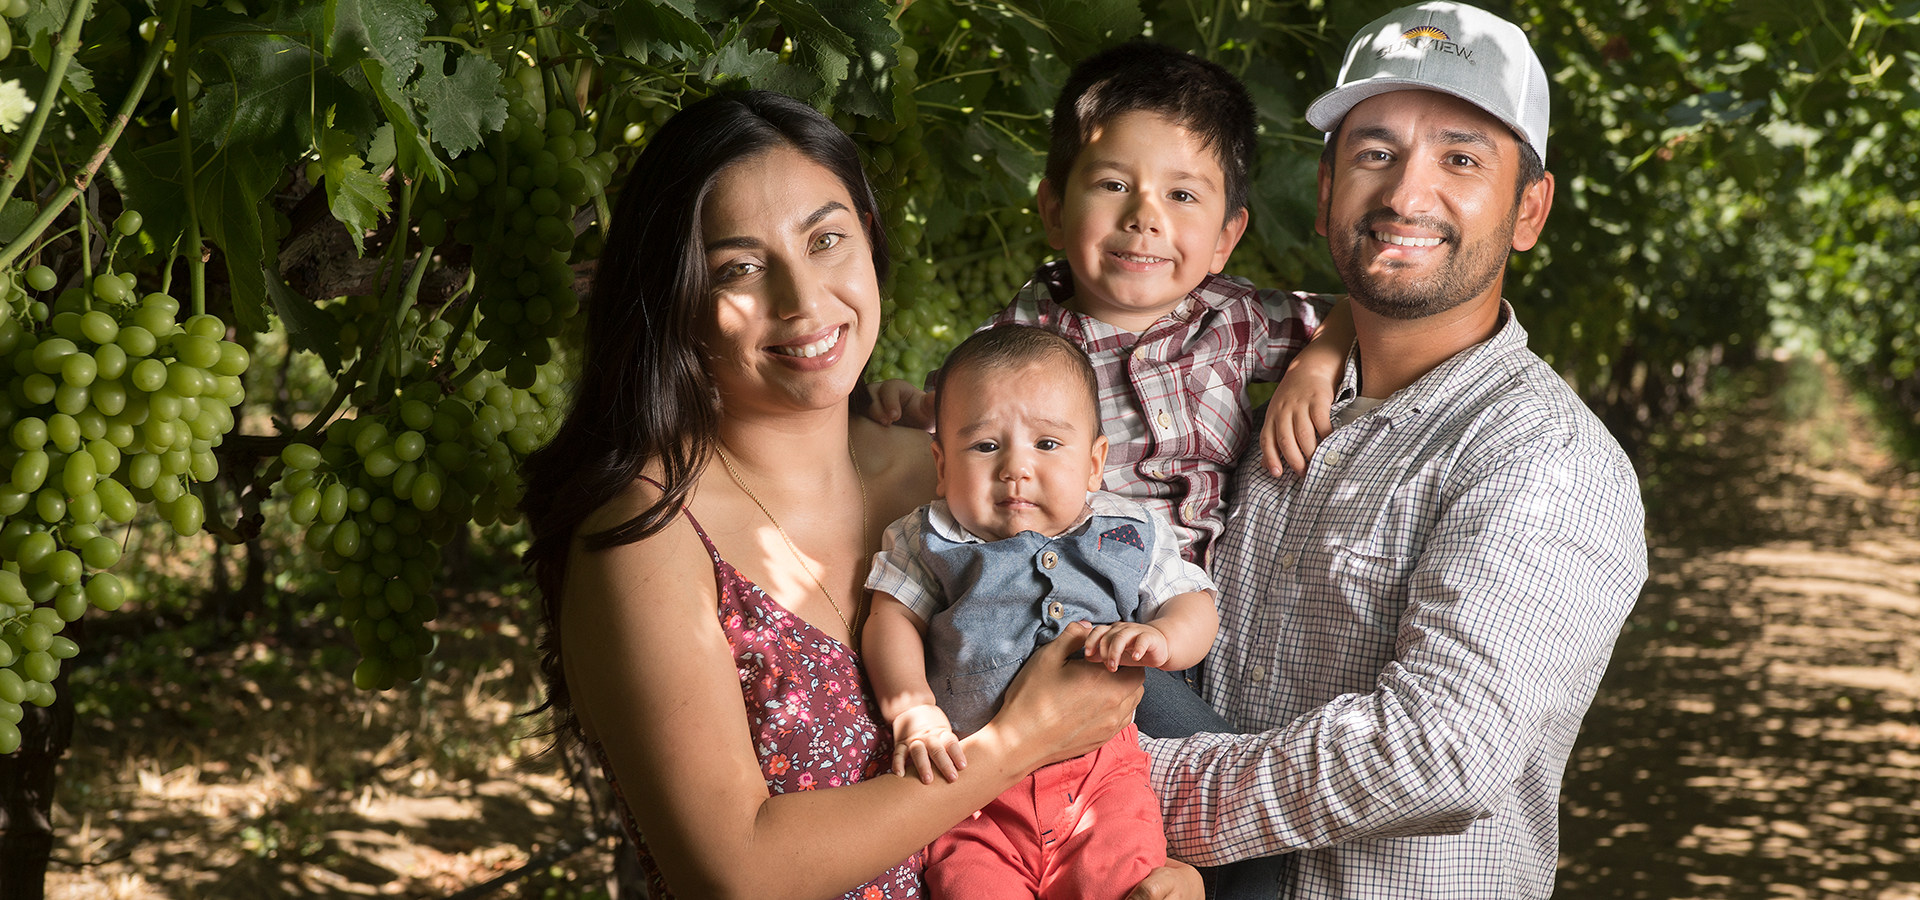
{"left": 1337, "top": 300, "right": 1523, "bottom": 423}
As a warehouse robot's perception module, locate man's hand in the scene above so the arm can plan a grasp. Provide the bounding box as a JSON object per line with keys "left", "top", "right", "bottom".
{"left": 862, "top": 380, "right": 937, "bottom": 430}
{"left": 891, "top": 703, "right": 966, "bottom": 784}
{"left": 1083, "top": 622, "right": 1172, "bottom": 671}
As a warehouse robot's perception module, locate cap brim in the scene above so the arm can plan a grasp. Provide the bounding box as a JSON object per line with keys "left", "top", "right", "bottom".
{"left": 1305, "top": 79, "right": 1541, "bottom": 161}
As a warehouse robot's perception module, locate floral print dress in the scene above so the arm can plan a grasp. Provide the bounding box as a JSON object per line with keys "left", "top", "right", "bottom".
{"left": 590, "top": 501, "right": 924, "bottom": 899}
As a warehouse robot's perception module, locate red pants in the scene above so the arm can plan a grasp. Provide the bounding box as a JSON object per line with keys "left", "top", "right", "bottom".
{"left": 927, "top": 724, "right": 1164, "bottom": 900}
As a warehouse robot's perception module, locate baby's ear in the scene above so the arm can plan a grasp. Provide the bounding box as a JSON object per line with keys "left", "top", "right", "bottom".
{"left": 1087, "top": 434, "right": 1110, "bottom": 491}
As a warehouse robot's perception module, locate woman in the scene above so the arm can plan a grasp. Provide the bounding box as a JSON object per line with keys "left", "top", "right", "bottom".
{"left": 522, "top": 91, "right": 1182, "bottom": 899}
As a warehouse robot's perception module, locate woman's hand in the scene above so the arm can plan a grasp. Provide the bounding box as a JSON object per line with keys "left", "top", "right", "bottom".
{"left": 985, "top": 620, "right": 1143, "bottom": 770}
{"left": 1127, "top": 859, "right": 1205, "bottom": 900}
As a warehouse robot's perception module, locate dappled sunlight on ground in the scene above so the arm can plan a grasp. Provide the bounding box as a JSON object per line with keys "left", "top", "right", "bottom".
{"left": 1559, "top": 362, "right": 1920, "bottom": 898}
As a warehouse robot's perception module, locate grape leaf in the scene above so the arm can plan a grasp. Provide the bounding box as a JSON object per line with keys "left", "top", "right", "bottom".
{"left": 325, "top": 0, "right": 433, "bottom": 89}
{"left": 318, "top": 109, "right": 393, "bottom": 257}
{"left": 196, "top": 145, "right": 279, "bottom": 334}
{"left": 19, "top": 0, "right": 77, "bottom": 69}
{"left": 407, "top": 44, "right": 507, "bottom": 157}
{"left": 702, "top": 40, "right": 823, "bottom": 99}
{"left": 611, "top": 0, "right": 713, "bottom": 63}
{"left": 764, "top": 0, "right": 898, "bottom": 118}
{"left": 1001, "top": 0, "right": 1143, "bottom": 62}
{"left": 0, "top": 200, "right": 35, "bottom": 244}
{"left": 359, "top": 58, "right": 449, "bottom": 189}
{"left": 187, "top": 11, "right": 375, "bottom": 158}
{"left": 263, "top": 262, "right": 343, "bottom": 370}
{"left": 58, "top": 58, "right": 104, "bottom": 132}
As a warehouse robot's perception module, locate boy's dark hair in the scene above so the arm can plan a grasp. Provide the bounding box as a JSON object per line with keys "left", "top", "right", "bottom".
{"left": 933, "top": 325, "right": 1102, "bottom": 440}
{"left": 1046, "top": 42, "right": 1259, "bottom": 215}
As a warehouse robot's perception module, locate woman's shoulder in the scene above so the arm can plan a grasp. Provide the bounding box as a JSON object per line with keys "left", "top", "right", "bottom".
{"left": 850, "top": 415, "right": 936, "bottom": 525}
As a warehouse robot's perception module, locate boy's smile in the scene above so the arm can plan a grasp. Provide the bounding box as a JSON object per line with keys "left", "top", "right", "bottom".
{"left": 1038, "top": 111, "right": 1248, "bottom": 333}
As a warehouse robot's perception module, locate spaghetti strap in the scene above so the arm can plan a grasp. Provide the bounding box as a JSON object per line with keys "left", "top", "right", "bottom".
{"left": 635, "top": 474, "right": 723, "bottom": 558}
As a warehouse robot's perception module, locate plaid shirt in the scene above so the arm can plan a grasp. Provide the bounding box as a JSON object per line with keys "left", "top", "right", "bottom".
{"left": 985, "top": 261, "right": 1331, "bottom": 565}
{"left": 1144, "top": 306, "right": 1648, "bottom": 898}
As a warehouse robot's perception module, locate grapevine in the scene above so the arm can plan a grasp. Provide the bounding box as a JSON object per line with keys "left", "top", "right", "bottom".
{"left": 0, "top": 212, "right": 250, "bottom": 754}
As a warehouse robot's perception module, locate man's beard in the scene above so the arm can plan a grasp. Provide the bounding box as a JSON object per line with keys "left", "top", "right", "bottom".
{"left": 1331, "top": 208, "right": 1514, "bottom": 321}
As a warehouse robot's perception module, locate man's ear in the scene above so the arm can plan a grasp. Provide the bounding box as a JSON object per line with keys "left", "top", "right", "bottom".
{"left": 1510, "top": 171, "right": 1555, "bottom": 252}
{"left": 1209, "top": 207, "right": 1250, "bottom": 274}
{"left": 1037, "top": 179, "right": 1069, "bottom": 251}
{"left": 1314, "top": 156, "right": 1333, "bottom": 238}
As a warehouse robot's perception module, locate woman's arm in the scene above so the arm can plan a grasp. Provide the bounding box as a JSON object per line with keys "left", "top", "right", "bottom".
{"left": 566, "top": 483, "right": 1139, "bottom": 900}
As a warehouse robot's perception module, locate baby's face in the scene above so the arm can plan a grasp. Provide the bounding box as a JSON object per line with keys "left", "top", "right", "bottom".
{"left": 933, "top": 359, "right": 1108, "bottom": 542}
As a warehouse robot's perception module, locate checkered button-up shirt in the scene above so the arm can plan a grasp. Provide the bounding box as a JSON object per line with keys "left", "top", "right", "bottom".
{"left": 986, "top": 261, "right": 1331, "bottom": 565}
{"left": 1144, "top": 305, "right": 1648, "bottom": 898}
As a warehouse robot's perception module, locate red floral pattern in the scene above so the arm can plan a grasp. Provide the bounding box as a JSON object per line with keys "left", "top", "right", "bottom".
{"left": 591, "top": 506, "right": 923, "bottom": 899}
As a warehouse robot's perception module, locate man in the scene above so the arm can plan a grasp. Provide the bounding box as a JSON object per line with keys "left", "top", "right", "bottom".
{"left": 1140, "top": 3, "right": 1648, "bottom": 897}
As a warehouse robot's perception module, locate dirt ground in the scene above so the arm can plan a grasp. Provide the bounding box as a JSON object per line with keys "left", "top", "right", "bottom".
{"left": 36, "top": 359, "right": 1920, "bottom": 899}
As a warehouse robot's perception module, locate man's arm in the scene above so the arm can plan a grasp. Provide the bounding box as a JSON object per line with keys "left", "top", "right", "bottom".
{"left": 1147, "top": 440, "right": 1647, "bottom": 865}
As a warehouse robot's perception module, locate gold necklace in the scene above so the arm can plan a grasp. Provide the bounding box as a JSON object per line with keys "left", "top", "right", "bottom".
{"left": 715, "top": 444, "right": 868, "bottom": 646}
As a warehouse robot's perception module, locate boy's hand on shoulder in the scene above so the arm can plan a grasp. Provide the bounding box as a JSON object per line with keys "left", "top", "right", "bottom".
{"left": 862, "top": 380, "right": 937, "bottom": 431}
{"left": 1260, "top": 379, "right": 1332, "bottom": 477}
{"left": 1083, "top": 622, "right": 1172, "bottom": 671}
{"left": 891, "top": 703, "right": 966, "bottom": 783}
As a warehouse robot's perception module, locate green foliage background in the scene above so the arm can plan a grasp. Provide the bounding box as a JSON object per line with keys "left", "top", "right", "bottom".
{"left": 0, "top": 0, "right": 1917, "bottom": 799}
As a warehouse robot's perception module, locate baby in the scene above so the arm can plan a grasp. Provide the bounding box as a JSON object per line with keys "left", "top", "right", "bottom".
{"left": 864, "top": 324, "right": 1217, "bottom": 899}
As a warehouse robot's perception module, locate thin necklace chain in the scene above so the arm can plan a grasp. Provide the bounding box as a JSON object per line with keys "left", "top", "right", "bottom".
{"left": 715, "top": 444, "right": 868, "bottom": 647}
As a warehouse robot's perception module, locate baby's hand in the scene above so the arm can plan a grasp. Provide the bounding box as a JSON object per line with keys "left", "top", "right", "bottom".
{"left": 862, "top": 380, "right": 936, "bottom": 431}
{"left": 1260, "top": 372, "right": 1333, "bottom": 477}
{"left": 891, "top": 703, "right": 966, "bottom": 783}
{"left": 1083, "top": 622, "right": 1172, "bottom": 671}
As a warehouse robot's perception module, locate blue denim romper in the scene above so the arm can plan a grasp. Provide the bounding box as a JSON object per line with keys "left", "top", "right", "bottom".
{"left": 915, "top": 510, "right": 1153, "bottom": 735}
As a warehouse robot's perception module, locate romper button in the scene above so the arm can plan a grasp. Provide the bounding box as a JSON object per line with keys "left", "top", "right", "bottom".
{"left": 1041, "top": 550, "right": 1058, "bottom": 569}
{"left": 1049, "top": 601, "right": 1065, "bottom": 619}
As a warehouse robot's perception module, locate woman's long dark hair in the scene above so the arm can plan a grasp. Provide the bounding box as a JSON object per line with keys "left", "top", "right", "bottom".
{"left": 520, "top": 90, "right": 890, "bottom": 739}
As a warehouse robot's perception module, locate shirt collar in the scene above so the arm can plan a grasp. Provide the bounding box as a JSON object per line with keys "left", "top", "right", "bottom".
{"left": 927, "top": 492, "right": 1147, "bottom": 544}
{"left": 1333, "top": 300, "right": 1528, "bottom": 424}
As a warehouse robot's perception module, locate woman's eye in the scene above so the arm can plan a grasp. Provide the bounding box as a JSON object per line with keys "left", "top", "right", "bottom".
{"left": 812, "top": 232, "right": 844, "bottom": 252}
{"left": 1035, "top": 439, "right": 1061, "bottom": 451}
{"left": 717, "top": 261, "right": 761, "bottom": 280}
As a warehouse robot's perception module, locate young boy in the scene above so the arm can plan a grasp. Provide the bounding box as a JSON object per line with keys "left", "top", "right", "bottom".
{"left": 870, "top": 42, "right": 1351, "bottom": 566}
{"left": 864, "top": 325, "right": 1217, "bottom": 899}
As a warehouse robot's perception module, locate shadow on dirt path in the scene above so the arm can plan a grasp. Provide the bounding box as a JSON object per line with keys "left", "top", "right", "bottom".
{"left": 1558, "top": 362, "right": 1920, "bottom": 899}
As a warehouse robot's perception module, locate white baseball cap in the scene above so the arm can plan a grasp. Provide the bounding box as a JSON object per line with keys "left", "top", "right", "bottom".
{"left": 1305, "top": 1, "right": 1550, "bottom": 162}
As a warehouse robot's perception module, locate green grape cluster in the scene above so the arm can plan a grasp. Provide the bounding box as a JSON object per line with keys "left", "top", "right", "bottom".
{"left": 278, "top": 357, "right": 566, "bottom": 691}
{"left": 870, "top": 215, "right": 1042, "bottom": 385}
{"left": 0, "top": 236, "right": 249, "bottom": 752}
{"left": 416, "top": 83, "right": 613, "bottom": 391}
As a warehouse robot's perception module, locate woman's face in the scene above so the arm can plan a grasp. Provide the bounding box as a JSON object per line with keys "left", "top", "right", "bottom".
{"left": 700, "top": 145, "right": 881, "bottom": 419}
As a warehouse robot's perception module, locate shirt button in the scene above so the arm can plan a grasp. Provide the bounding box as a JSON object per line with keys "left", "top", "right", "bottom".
{"left": 1250, "top": 665, "right": 1266, "bottom": 681}
{"left": 1182, "top": 502, "right": 1197, "bottom": 521}
{"left": 1321, "top": 449, "right": 1342, "bottom": 466}
{"left": 1133, "top": 345, "right": 1148, "bottom": 361}
{"left": 1156, "top": 410, "right": 1172, "bottom": 430}
{"left": 1041, "top": 550, "right": 1059, "bottom": 569}
{"left": 1148, "top": 467, "right": 1162, "bottom": 479}
{"left": 1280, "top": 553, "right": 1297, "bottom": 570}
{"left": 1048, "top": 601, "right": 1065, "bottom": 619}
